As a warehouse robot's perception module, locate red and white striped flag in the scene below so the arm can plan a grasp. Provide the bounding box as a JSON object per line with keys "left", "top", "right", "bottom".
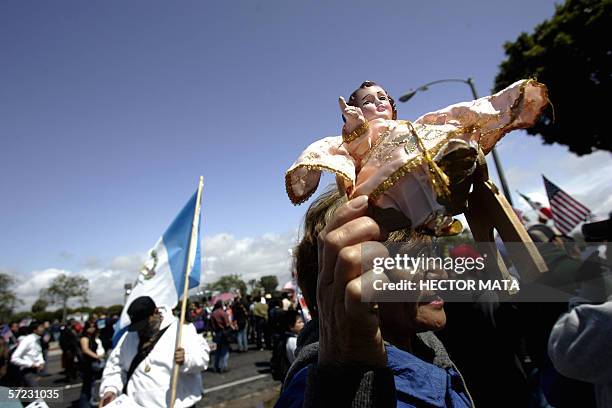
{"left": 542, "top": 176, "right": 591, "bottom": 235}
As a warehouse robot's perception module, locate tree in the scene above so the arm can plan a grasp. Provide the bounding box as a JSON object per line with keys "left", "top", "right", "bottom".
{"left": 31, "top": 298, "right": 49, "bottom": 314}
{"left": 247, "top": 278, "right": 262, "bottom": 295}
{"left": 259, "top": 275, "right": 279, "bottom": 295}
{"left": 92, "top": 306, "right": 108, "bottom": 315}
{"left": 107, "top": 304, "right": 124, "bottom": 317}
{"left": 205, "top": 274, "right": 247, "bottom": 296}
{"left": 0, "top": 273, "right": 21, "bottom": 322}
{"left": 494, "top": 0, "right": 611, "bottom": 155}
{"left": 40, "top": 273, "right": 89, "bottom": 322}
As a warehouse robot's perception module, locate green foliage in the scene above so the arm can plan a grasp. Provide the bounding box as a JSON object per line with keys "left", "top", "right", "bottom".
{"left": 107, "top": 304, "right": 124, "bottom": 317}
{"left": 0, "top": 273, "right": 21, "bottom": 322}
{"left": 259, "top": 275, "right": 279, "bottom": 294}
{"left": 92, "top": 306, "right": 108, "bottom": 315}
{"left": 31, "top": 298, "right": 49, "bottom": 314}
{"left": 247, "top": 278, "right": 263, "bottom": 295}
{"left": 40, "top": 273, "right": 89, "bottom": 322}
{"left": 494, "top": 0, "right": 611, "bottom": 155}
{"left": 10, "top": 310, "right": 61, "bottom": 323}
{"left": 205, "top": 274, "right": 248, "bottom": 296}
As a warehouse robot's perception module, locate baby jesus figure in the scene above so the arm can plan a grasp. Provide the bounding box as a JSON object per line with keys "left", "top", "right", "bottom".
{"left": 285, "top": 79, "right": 548, "bottom": 236}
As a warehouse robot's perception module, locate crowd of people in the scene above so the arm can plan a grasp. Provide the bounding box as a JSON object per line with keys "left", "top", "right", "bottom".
{"left": 0, "top": 313, "right": 118, "bottom": 407}
{"left": 187, "top": 291, "right": 304, "bottom": 377}
{"left": 0, "top": 212, "right": 609, "bottom": 408}
{"left": 1, "top": 203, "right": 609, "bottom": 408}
{"left": 0, "top": 289, "right": 307, "bottom": 407}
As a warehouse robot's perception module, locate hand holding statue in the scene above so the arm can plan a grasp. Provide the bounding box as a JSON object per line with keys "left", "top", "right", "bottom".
{"left": 317, "top": 195, "right": 388, "bottom": 368}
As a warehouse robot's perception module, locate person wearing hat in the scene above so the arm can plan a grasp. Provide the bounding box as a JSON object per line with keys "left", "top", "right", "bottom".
{"left": 99, "top": 296, "right": 209, "bottom": 408}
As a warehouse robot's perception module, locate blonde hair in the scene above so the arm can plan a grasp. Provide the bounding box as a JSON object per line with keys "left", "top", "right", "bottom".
{"left": 293, "top": 187, "right": 428, "bottom": 312}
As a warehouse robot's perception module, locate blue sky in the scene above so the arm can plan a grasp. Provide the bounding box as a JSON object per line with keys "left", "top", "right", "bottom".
{"left": 2, "top": 1, "right": 610, "bottom": 307}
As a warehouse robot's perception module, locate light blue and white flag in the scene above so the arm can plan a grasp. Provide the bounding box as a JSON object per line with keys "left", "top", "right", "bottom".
{"left": 112, "top": 187, "right": 202, "bottom": 346}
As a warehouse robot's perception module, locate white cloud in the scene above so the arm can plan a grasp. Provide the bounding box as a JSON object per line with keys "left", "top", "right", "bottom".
{"left": 10, "top": 266, "right": 134, "bottom": 312}
{"left": 201, "top": 231, "right": 297, "bottom": 285}
{"left": 8, "top": 230, "right": 298, "bottom": 312}
{"left": 494, "top": 135, "right": 612, "bottom": 220}
{"left": 12, "top": 268, "right": 71, "bottom": 310}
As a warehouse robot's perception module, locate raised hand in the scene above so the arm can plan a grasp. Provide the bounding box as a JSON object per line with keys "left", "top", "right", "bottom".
{"left": 317, "top": 195, "right": 388, "bottom": 368}
{"left": 339, "top": 96, "right": 366, "bottom": 134}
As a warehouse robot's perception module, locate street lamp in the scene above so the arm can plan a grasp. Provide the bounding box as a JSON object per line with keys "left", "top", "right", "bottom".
{"left": 399, "top": 78, "right": 514, "bottom": 206}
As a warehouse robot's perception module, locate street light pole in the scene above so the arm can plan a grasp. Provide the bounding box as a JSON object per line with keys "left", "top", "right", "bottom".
{"left": 400, "top": 78, "right": 514, "bottom": 206}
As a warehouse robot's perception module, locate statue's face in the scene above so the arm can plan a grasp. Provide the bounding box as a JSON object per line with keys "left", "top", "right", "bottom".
{"left": 354, "top": 85, "right": 393, "bottom": 121}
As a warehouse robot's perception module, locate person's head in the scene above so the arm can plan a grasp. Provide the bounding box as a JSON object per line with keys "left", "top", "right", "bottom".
{"left": 18, "top": 325, "right": 28, "bottom": 337}
{"left": 293, "top": 187, "right": 446, "bottom": 338}
{"left": 66, "top": 319, "right": 76, "bottom": 331}
{"left": 528, "top": 224, "right": 557, "bottom": 243}
{"left": 127, "top": 296, "right": 161, "bottom": 339}
{"left": 294, "top": 188, "right": 348, "bottom": 314}
{"left": 213, "top": 300, "right": 223, "bottom": 311}
{"left": 28, "top": 321, "right": 45, "bottom": 336}
{"left": 346, "top": 81, "right": 397, "bottom": 121}
{"left": 83, "top": 321, "right": 97, "bottom": 337}
{"left": 285, "top": 310, "right": 304, "bottom": 335}
{"left": 528, "top": 224, "right": 576, "bottom": 255}
{"left": 9, "top": 321, "right": 18, "bottom": 334}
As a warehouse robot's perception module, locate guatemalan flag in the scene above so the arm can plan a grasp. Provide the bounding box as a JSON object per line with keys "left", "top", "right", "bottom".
{"left": 112, "top": 184, "right": 203, "bottom": 346}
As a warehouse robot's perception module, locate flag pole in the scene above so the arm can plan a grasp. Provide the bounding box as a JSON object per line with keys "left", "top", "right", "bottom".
{"left": 170, "top": 176, "right": 204, "bottom": 408}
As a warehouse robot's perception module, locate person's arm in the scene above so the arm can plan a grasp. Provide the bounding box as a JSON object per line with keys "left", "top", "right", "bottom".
{"left": 99, "top": 333, "right": 129, "bottom": 405}
{"left": 178, "top": 324, "right": 210, "bottom": 374}
{"left": 309, "top": 195, "right": 396, "bottom": 407}
{"left": 415, "top": 79, "right": 548, "bottom": 154}
{"left": 286, "top": 337, "right": 297, "bottom": 364}
{"left": 80, "top": 337, "right": 100, "bottom": 360}
{"left": 548, "top": 298, "right": 612, "bottom": 384}
{"left": 223, "top": 311, "right": 232, "bottom": 328}
{"left": 10, "top": 336, "right": 35, "bottom": 368}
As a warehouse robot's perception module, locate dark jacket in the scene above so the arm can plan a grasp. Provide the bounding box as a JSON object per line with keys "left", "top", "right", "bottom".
{"left": 232, "top": 300, "right": 249, "bottom": 330}
{"left": 437, "top": 291, "right": 529, "bottom": 407}
{"left": 275, "top": 319, "right": 474, "bottom": 408}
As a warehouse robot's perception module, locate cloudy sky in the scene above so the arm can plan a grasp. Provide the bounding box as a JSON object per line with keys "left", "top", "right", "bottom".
{"left": 1, "top": 0, "right": 610, "bottom": 310}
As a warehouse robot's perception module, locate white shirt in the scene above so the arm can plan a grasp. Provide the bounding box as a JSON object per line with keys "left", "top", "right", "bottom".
{"left": 10, "top": 333, "right": 44, "bottom": 369}
{"left": 285, "top": 335, "right": 297, "bottom": 364}
{"left": 100, "top": 314, "right": 210, "bottom": 408}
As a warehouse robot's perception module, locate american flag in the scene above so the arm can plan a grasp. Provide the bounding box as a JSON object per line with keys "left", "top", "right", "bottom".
{"left": 542, "top": 176, "right": 592, "bottom": 235}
